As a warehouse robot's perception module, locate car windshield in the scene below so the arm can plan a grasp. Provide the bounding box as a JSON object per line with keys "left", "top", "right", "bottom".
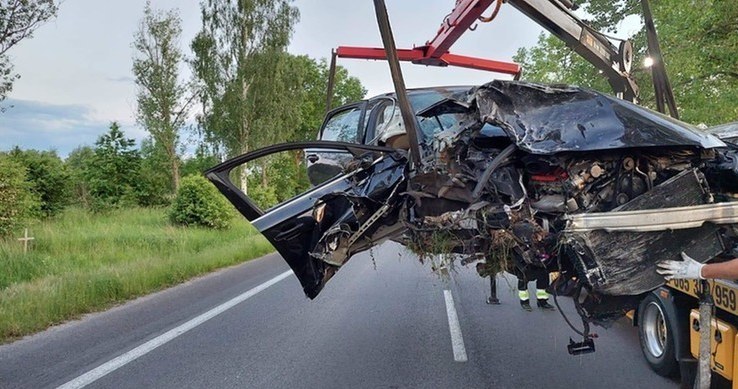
{"left": 407, "top": 87, "right": 470, "bottom": 140}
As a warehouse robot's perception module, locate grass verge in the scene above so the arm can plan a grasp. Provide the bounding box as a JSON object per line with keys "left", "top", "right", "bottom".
{"left": 0, "top": 207, "right": 273, "bottom": 343}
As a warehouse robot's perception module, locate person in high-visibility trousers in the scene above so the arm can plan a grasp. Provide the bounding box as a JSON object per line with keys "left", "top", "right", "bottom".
{"left": 515, "top": 265, "right": 555, "bottom": 311}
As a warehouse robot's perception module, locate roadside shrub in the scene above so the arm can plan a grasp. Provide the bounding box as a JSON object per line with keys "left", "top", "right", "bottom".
{"left": 169, "top": 175, "right": 233, "bottom": 229}
{"left": 0, "top": 156, "right": 39, "bottom": 236}
{"left": 7, "top": 148, "right": 70, "bottom": 217}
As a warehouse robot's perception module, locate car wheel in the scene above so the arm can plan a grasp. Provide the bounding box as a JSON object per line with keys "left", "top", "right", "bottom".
{"left": 638, "top": 293, "right": 679, "bottom": 377}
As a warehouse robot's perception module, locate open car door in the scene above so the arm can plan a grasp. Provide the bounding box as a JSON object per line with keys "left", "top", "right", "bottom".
{"left": 205, "top": 141, "right": 406, "bottom": 298}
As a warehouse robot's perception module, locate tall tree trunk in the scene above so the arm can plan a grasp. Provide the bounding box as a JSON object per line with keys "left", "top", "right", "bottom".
{"left": 239, "top": 11, "right": 250, "bottom": 195}
{"left": 261, "top": 161, "right": 268, "bottom": 186}
{"left": 239, "top": 133, "right": 249, "bottom": 194}
{"left": 239, "top": 81, "right": 250, "bottom": 193}
{"left": 171, "top": 154, "right": 180, "bottom": 191}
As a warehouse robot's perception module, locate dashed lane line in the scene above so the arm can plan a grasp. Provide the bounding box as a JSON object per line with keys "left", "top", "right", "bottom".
{"left": 443, "top": 290, "right": 468, "bottom": 362}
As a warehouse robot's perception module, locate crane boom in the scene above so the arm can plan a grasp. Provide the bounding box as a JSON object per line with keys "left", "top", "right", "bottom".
{"left": 506, "top": 0, "right": 638, "bottom": 101}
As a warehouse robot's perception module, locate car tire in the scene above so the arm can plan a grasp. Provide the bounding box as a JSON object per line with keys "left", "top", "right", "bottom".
{"left": 638, "top": 293, "right": 679, "bottom": 377}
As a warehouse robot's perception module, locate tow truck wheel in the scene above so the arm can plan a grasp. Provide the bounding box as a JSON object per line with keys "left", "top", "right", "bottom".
{"left": 638, "top": 294, "right": 679, "bottom": 377}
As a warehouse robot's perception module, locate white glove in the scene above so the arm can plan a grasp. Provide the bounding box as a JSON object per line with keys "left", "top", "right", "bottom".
{"left": 656, "top": 252, "right": 705, "bottom": 280}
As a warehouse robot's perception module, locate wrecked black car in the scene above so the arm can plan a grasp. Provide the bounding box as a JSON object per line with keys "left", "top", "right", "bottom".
{"left": 206, "top": 80, "right": 738, "bottom": 330}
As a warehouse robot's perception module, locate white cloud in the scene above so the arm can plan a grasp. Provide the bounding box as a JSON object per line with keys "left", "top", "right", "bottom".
{"left": 4, "top": 0, "right": 545, "bottom": 154}
{"left": 0, "top": 98, "right": 139, "bottom": 157}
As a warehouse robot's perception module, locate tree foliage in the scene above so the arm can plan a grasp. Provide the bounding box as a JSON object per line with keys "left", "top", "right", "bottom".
{"left": 169, "top": 175, "right": 233, "bottom": 229}
{"left": 86, "top": 123, "right": 141, "bottom": 211}
{"left": 65, "top": 146, "right": 95, "bottom": 208}
{"left": 513, "top": 0, "right": 738, "bottom": 125}
{"left": 290, "top": 55, "right": 366, "bottom": 142}
{"left": 246, "top": 150, "right": 309, "bottom": 210}
{"left": 181, "top": 144, "right": 220, "bottom": 177}
{"left": 133, "top": 2, "right": 193, "bottom": 191}
{"left": 136, "top": 138, "right": 173, "bottom": 207}
{"left": 7, "top": 147, "right": 70, "bottom": 217}
{"left": 514, "top": 33, "right": 611, "bottom": 92}
{"left": 0, "top": 0, "right": 58, "bottom": 104}
{"left": 190, "top": 0, "right": 300, "bottom": 191}
{"left": 0, "top": 155, "right": 39, "bottom": 236}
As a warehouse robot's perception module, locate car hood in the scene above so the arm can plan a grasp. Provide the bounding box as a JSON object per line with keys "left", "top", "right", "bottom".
{"left": 473, "top": 81, "right": 726, "bottom": 154}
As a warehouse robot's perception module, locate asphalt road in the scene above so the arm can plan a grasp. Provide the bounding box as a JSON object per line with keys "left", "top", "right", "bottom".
{"left": 0, "top": 242, "right": 679, "bottom": 389}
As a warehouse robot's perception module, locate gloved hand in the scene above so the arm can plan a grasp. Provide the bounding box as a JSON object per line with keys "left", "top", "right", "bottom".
{"left": 656, "top": 252, "right": 705, "bottom": 280}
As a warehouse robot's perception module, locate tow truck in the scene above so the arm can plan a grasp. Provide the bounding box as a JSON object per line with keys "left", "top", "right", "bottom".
{"left": 324, "top": 1, "right": 732, "bottom": 387}
{"left": 206, "top": 1, "right": 735, "bottom": 387}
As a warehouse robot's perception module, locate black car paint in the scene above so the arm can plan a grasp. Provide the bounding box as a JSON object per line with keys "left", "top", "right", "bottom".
{"left": 205, "top": 141, "right": 402, "bottom": 298}
{"left": 474, "top": 81, "right": 725, "bottom": 154}
{"left": 207, "top": 81, "right": 730, "bottom": 302}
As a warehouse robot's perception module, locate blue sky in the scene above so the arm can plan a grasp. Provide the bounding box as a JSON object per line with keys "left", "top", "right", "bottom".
{"left": 1, "top": 0, "right": 556, "bottom": 157}
{"left": 0, "top": 98, "right": 139, "bottom": 154}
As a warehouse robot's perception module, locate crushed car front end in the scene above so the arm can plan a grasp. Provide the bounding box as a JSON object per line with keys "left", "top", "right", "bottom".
{"left": 207, "top": 80, "right": 738, "bottom": 327}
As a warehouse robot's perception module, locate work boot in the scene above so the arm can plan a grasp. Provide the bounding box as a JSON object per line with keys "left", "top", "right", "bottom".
{"left": 537, "top": 299, "right": 556, "bottom": 311}
{"left": 520, "top": 299, "right": 532, "bottom": 311}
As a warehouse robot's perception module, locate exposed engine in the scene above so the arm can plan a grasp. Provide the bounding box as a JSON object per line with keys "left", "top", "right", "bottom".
{"left": 207, "top": 80, "right": 738, "bottom": 358}
{"left": 394, "top": 81, "right": 738, "bottom": 333}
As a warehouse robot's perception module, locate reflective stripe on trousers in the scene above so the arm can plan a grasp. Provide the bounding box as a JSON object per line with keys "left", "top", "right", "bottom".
{"left": 536, "top": 289, "right": 549, "bottom": 300}
{"left": 518, "top": 290, "right": 529, "bottom": 300}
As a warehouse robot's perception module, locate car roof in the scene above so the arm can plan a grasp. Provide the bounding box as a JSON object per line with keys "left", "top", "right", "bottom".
{"left": 369, "top": 85, "right": 474, "bottom": 99}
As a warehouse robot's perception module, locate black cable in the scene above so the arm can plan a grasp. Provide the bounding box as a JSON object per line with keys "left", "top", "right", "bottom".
{"left": 552, "top": 282, "right": 588, "bottom": 338}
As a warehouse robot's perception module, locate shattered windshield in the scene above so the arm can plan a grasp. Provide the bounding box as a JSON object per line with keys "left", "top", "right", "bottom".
{"left": 407, "top": 87, "right": 471, "bottom": 140}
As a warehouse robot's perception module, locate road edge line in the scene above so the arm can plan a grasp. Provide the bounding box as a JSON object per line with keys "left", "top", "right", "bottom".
{"left": 56, "top": 270, "right": 293, "bottom": 389}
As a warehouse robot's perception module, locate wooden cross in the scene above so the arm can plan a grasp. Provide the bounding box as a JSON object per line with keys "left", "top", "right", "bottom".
{"left": 18, "top": 228, "right": 34, "bottom": 254}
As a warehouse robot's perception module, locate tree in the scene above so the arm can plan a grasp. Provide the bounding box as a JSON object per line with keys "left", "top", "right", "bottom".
{"left": 190, "top": 0, "right": 300, "bottom": 193}
{"left": 7, "top": 147, "right": 70, "bottom": 217}
{"left": 65, "top": 146, "right": 95, "bottom": 208}
{"left": 133, "top": 2, "right": 193, "bottom": 191}
{"left": 513, "top": 0, "right": 738, "bottom": 125}
{"left": 238, "top": 55, "right": 365, "bottom": 202}
{"left": 86, "top": 123, "right": 141, "bottom": 211}
{"left": 0, "top": 0, "right": 58, "bottom": 105}
{"left": 181, "top": 143, "right": 220, "bottom": 177}
{"left": 514, "top": 33, "right": 611, "bottom": 93}
{"left": 290, "top": 55, "right": 366, "bottom": 142}
{"left": 136, "top": 138, "right": 173, "bottom": 207}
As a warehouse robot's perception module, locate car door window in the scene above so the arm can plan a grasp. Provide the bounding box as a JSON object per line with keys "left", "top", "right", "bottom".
{"left": 364, "top": 98, "right": 396, "bottom": 145}
{"left": 320, "top": 106, "right": 363, "bottom": 143}
{"left": 310, "top": 104, "right": 368, "bottom": 186}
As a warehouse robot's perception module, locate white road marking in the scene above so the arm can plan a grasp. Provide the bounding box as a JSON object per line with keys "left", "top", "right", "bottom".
{"left": 57, "top": 270, "right": 294, "bottom": 389}
{"left": 443, "top": 290, "right": 468, "bottom": 362}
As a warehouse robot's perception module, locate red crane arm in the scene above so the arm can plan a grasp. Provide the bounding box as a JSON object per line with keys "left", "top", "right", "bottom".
{"left": 336, "top": 46, "right": 520, "bottom": 76}
{"left": 423, "top": 0, "right": 496, "bottom": 59}
{"left": 334, "top": 0, "right": 519, "bottom": 76}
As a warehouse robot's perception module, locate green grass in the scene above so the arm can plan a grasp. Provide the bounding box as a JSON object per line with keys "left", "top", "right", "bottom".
{"left": 0, "top": 207, "right": 274, "bottom": 343}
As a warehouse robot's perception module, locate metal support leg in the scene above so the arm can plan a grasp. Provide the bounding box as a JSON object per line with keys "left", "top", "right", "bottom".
{"left": 694, "top": 279, "right": 713, "bottom": 389}
{"left": 372, "top": 0, "right": 422, "bottom": 166}
{"left": 486, "top": 273, "right": 500, "bottom": 305}
{"left": 325, "top": 49, "right": 337, "bottom": 114}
